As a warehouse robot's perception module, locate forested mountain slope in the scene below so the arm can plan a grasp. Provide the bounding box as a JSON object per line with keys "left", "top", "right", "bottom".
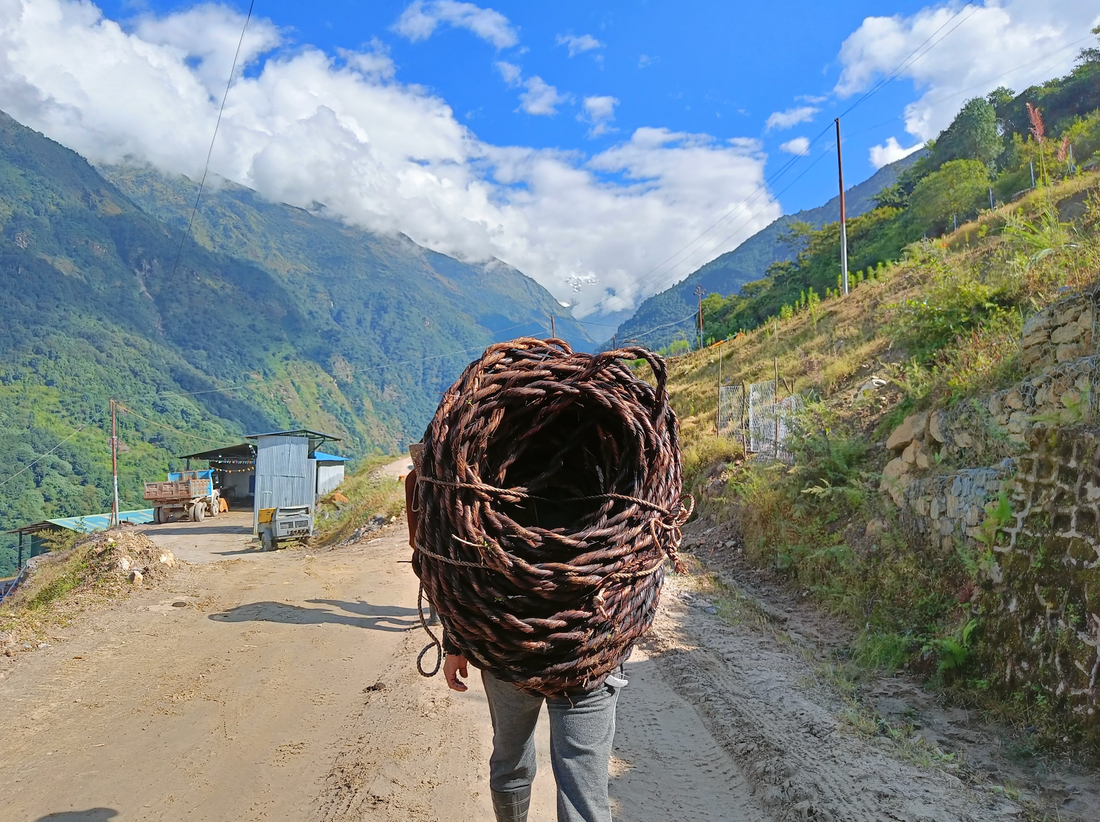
{"left": 0, "top": 110, "right": 588, "bottom": 574}
{"left": 612, "top": 151, "right": 925, "bottom": 350}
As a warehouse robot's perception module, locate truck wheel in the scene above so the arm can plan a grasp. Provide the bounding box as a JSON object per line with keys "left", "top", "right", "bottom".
{"left": 192, "top": 503, "right": 205, "bottom": 523}
{"left": 208, "top": 497, "right": 219, "bottom": 518}
{"left": 261, "top": 531, "right": 274, "bottom": 552}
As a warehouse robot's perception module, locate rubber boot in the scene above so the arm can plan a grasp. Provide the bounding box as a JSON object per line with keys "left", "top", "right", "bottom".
{"left": 491, "top": 787, "right": 531, "bottom": 822}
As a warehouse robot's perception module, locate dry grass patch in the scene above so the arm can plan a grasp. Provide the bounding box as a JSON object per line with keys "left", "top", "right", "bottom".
{"left": 1, "top": 530, "right": 176, "bottom": 652}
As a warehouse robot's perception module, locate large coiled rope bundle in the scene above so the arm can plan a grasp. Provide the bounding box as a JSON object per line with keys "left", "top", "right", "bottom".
{"left": 412, "top": 338, "right": 691, "bottom": 697}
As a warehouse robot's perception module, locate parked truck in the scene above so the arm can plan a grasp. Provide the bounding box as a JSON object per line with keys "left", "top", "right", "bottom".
{"left": 145, "top": 469, "right": 221, "bottom": 524}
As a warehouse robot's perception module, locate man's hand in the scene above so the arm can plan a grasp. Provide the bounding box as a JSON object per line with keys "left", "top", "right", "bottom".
{"left": 444, "top": 654, "right": 469, "bottom": 692}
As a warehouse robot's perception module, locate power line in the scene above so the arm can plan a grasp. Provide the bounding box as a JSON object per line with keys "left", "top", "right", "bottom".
{"left": 838, "top": 3, "right": 980, "bottom": 120}
{"left": 0, "top": 425, "right": 89, "bottom": 490}
{"left": 116, "top": 404, "right": 227, "bottom": 445}
{"left": 166, "top": 0, "right": 256, "bottom": 282}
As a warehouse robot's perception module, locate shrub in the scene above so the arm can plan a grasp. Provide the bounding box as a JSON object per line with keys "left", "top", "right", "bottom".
{"left": 909, "top": 159, "right": 991, "bottom": 234}
{"left": 887, "top": 263, "right": 1015, "bottom": 362}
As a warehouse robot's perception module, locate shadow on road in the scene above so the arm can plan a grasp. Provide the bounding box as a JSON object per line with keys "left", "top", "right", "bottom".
{"left": 35, "top": 810, "right": 118, "bottom": 821}
{"left": 209, "top": 599, "right": 419, "bottom": 631}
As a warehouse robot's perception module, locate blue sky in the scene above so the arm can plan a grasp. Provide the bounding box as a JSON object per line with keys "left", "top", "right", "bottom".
{"left": 5, "top": 0, "right": 1096, "bottom": 320}
{"left": 104, "top": 0, "right": 940, "bottom": 212}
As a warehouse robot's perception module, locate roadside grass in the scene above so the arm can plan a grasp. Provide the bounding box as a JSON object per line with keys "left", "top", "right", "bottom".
{"left": 666, "top": 173, "right": 1100, "bottom": 743}
{"left": 314, "top": 455, "right": 407, "bottom": 545}
{"left": 0, "top": 530, "right": 164, "bottom": 645}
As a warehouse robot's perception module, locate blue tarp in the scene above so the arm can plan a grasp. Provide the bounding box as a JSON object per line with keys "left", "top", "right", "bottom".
{"left": 313, "top": 452, "right": 350, "bottom": 462}
{"left": 47, "top": 509, "right": 155, "bottom": 534}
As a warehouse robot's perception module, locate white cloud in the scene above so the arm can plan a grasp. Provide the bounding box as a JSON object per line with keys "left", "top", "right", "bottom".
{"left": 519, "top": 76, "right": 563, "bottom": 116}
{"left": 638, "top": 54, "right": 653, "bottom": 68}
{"left": 495, "top": 60, "right": 521, "bottom": 86}
{"left": 869, "top": 137, "right": 925, "bottom": 169}
{"left": 798, "top": 94, "right": 828, "bottom": 104}
{"left": 765, "top": 106, "right": 818, "bottom": 131}
{"left": 393, "top": 0, "right": 517, "bottom": 49}
{"left": 341, "top": 40, "right": 397, "bottom": 81}
{"left": 0, "top": 0, "right": 779, "bottom": 319}
{"left": 579, "top": 95, "right": 619, "bottom": 137}
{"left": 779, "top": 137, "right": 810, "bottom": 156}
{"left": 836, "top": 0, "right": 1100, "bottom": 141}
{"left": 556, "top": 33, "right": 602, "bottom": 57}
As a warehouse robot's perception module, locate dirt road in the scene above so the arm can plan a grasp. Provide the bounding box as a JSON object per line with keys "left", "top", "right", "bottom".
{"left": 0, "top": 521, "right": 1070, "bottom": 822}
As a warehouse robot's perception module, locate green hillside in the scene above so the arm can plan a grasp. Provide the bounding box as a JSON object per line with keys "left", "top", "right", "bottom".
{"left": 612, "top": 151, "right": 925, "bottom": 351}
{"left": 0, "top": 111, "right": 589, "bottom": 575}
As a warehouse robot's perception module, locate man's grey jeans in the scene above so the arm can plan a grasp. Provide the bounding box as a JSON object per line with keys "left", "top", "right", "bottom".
{"left": 481, "top": 668, "right": 627, "bottom": 822}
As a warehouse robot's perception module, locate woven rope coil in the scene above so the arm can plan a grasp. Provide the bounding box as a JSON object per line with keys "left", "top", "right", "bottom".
{"left": 412, "top": 338, "right": 690, "bottom": 697}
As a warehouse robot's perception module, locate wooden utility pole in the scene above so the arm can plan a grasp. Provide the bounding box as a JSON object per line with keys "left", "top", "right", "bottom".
{"left": 110, "top": 399, "right": 119, "bottom": 528}
{"left": 612, "top": 334, "right": 617, "bottom": 349}
{"left": 835, "top": 118, "right": 849, "bottom": 296}
{"left": 695, "top": 285, "right": 706, "bottom": 350}
{"left": 550, "top": 314, "right": 556, "bottom": 338}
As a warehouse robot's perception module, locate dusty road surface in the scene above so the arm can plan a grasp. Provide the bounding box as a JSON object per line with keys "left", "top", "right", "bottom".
{"left": 0, "top": 523, "right": 1057, "bottom": 822}
{"left": 133, "top": 511, "right": 256, "bottom": 564}
{"left": 379, "top": 454, "right": 414, "bottom": 481}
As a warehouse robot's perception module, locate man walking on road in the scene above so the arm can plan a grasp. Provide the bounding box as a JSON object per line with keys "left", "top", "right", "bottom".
{"left": 406, "top": 458, "right": 627, "bottom": 822}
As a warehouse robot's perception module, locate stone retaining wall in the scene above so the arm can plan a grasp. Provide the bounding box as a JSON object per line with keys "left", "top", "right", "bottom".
{"left": 901, "top": 464, "right": 1014, "bottom": 550}
{"left": 877, "top": 278, "right": 1100, "bottom": 733}
{"left": 974, "top": 426, "right": 1100, "bottom": 729}
{"left": 1020, "top": 287, "right": 1098, "bottom": 374}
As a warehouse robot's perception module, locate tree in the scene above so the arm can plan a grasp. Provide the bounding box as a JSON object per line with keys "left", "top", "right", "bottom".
{"left": 1076, "top": 24, "right": 1100, "bottom": 66}
{"left": 777, "top": 220, "right": 815, "bottom": 255}
{"left": 909, "top": 159, "right": 990, "bottom": 234}
{"left": 932, "top": 97, "right": 1003, "bottom": 169}
{"left": 986, "top": 86, "right": 1015, "bottom": 112}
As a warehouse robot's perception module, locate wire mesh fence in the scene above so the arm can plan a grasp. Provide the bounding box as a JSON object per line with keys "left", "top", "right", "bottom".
{"left": 719, "top": 380, "right": 802, "bottom": 461}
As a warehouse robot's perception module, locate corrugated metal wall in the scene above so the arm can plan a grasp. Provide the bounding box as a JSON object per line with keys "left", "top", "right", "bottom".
{"left": 253, "top": 436, "right": 317, "bottom": 533}
{"left": 316, "top": 463, "right": 345, "bottom": 497}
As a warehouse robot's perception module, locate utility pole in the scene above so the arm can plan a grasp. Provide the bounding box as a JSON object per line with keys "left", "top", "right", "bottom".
{"left": 612, "top": 334, "right": 617, "bottom": 349}
{"left": 773, "top": 357, "right": 780, "bottom": 460}
{"left": 835, "top": 118, "right": 849, "bottom": 296}
{"left": 550, "top": 314, "right": 556, "bottom": 338}
{"left": 110, "top": 399, "right": 119, "bottom": 528}
{"left": 695, "top": 285, "right": 706, "bottom": 350}
{"left": 717, "top": 346, "right": 723, "bottom": 440}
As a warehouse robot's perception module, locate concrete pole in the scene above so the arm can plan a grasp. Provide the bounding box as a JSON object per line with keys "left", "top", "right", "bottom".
{"left": 835, "top": 119, "right": 849, "bottom": 296}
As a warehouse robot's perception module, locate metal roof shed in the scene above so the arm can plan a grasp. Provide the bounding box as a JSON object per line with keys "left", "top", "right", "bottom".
{"left": 246, "top": 430, "right": 340, "bottom": 535}
{"left": 179, "top": 443, "right": 257, "bottom": 505}
{"left": 314, "top": 452, "right": 350, "bottom": 497}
